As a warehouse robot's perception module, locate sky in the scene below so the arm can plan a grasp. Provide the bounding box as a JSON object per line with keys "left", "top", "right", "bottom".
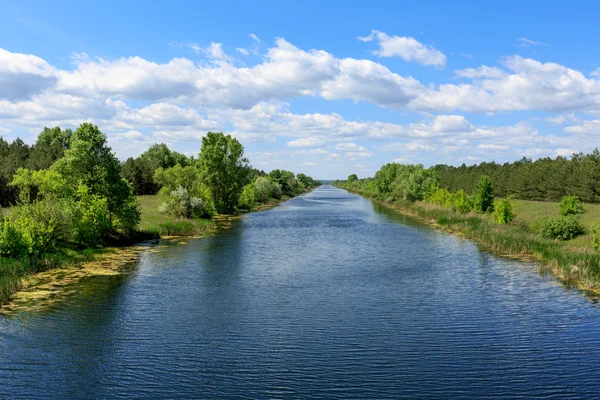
{"left": 1, "top": 0, "right": 600, "bottom": 179}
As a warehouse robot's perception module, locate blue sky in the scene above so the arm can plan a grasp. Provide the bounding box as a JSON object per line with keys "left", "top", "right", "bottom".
{"left": 2, "top": 0, "right": 600, "bottom": 179}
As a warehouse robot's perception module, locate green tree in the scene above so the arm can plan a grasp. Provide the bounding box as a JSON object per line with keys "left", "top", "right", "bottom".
{"left": 52, "top": 123, "right": 140, "bottom": 230}
{"left": 197, "top": 132, "right": 250, "bottom": 213}
{"left": 27, "top": 127, "right": 72, "bottom": 170}
{"left": 347, "top": 174, "right": 358, "bottom": 184}
{"left": 494, "top": 197, "right": 515, "bottom": 224}
{"left": 558, "top": 195, "right": 585, "bottom": 216}
{"left": 474, "top": 175, "right": 495, "bottom": 213}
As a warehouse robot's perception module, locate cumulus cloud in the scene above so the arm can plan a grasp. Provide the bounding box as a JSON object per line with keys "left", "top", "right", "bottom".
{"left": 0, "top": 48, "right": 58, "bottom": 101}
{"left": 287, "top": 137, "right": 326, "bottom": 148}
{"left": 358, "top": 30, "right": 446, "bottom": 68}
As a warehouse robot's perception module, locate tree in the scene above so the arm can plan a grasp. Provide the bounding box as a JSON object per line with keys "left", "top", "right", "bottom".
{"left": 347, "top": 174, "right": 358, "bottom": 184}
{"left": 197, "top": 132, "right": 250, "bottom": 213}
{"left": 558, "top": 195, "right": 585, "bottom": 216}
{"left": 474, "top": 175, "right": 495, "bottom": 213}
{"left": 27, "top": 127, "right": 72, "bottom": 170}
{"left": 52, "top": 123, "right": 140, "bottom": 230}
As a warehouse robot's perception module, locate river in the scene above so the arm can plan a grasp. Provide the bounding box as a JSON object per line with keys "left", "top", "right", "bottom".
{"left": 2, "top": 185, "right": 600, "bottom": 398}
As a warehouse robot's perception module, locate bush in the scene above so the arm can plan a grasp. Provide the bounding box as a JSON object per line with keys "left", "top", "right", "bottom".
{"left": 427, "top": 186, "right": 452, "bottom": 207}
{"left": 539, "top": 215, "right": 585, "bottom": 240}
{"left": 494, "top": 197, "right": 515, "bottom": 224}
{"left": 159, "top": 186, "right": 211, "bottom": 219}
{"left": 73, "top": 186, "right": 111, "bottom": 246}
{"left": 450, "top": 190, "right": 473, "bottom": 214}
{"left": 474, "top": 175, "right": 495, "bottom": 213}
{"left": 559, "top": 195, "right": 585, "bottom": 216}
{"left": 254, "top": 177, "right": 274, "bottom": 203}
{"left": 238, "top": 183, "right": 257, "bottom": 210}
{"left": 0, "top": 219, "right": 28, "bottom": 258}
{"left": 593, "top": 225, "right": 600, "bottom": 251}
{"left": 14, "top": 199, "right": 74, "bottom": 254}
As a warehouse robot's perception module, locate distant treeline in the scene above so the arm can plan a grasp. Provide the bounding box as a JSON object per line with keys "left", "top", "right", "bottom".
{"left": 432, "top": 151, "right": 600, "bottom": 203}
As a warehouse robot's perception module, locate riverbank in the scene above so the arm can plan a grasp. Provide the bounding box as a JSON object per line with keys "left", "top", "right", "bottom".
{"left": 0, "top": 190, "right": 310, "bottom": 308}
{"left": 339, "top": 186, "right": 600, "bottom": 294}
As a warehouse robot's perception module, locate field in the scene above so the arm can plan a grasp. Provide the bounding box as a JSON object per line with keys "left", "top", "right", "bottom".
{"left": 509, "top": 199, "right": 600, "bottom": 249}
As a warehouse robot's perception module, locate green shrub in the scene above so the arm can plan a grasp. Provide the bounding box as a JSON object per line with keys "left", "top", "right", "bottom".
{"left": 593, "top": 225, "right": 600, "bottom": 251}
{"left": 159, "top": 186, "right": 211, "bottom": 219}
{"left": 0, "top": 219, "right": 28, "bottom": 258}
{"left": 450, "top": 190, "right": 473, "bottom": 214}
{"left": 14, "top": 199, "right": 74, "bottom": 254}
{"left": 254, "top": 177, "right": 274, "bottom": 203}
{"left": 494, "top": 198, "right": 515, "bottom": 224}
{"left": 73, "top": 186, "right": 111, "bottom": 246}
{"left": 427, "top": 186, "right": 452, "bottom": 207}
{"left": 539, "top": 215, "right": 585, "bottom": 240}
{"left": 474, "top": 175, "right": 495, "bottom": 213}
{"left": 559, "top": 195, "right": 585, "bottom": 216}
{"left": 238, "top": 183, "right": 258, "bottom": 210}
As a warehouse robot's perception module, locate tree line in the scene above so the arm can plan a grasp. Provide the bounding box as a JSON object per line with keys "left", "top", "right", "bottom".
{"left": 432, "top": 150, "right": 600, "bottom": 203}
{"left": 1, "top": 124, "right": 319, "bottom": 259}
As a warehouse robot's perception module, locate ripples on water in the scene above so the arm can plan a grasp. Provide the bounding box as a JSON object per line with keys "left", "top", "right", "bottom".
{"left": 2, "top": 186, "right": 600, "bottom": 398}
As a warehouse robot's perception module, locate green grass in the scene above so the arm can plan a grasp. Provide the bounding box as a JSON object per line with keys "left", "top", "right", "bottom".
{"left": 137, "top": 195, "right": 216, "bottom": 236}
{"left": 506, "top": 199, "right": 600, "bottom": 249}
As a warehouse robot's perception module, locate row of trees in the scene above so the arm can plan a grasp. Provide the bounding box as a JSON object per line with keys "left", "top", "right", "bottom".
{"left": 1, "top": 125, "right": 320, "bottom": 258}
{"left": 432, "top": 150, "right": 600, "bottom": 203}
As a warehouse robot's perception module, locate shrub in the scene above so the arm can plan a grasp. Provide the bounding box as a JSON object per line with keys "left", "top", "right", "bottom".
{"left": 254, "top": 177, "right": 274, "bottom": 203}
{"left": 593, "top": 225, "right": 600, "bottom": 251}
{"left": 539, "top": 215, "right": 585, "bottom": 240}
{"left": 473, "top": 175, "right": 494, "bottom": 213}
{"left": 559, "top": 195, "right": 585, "bottom": 216}
{"left": 14, "top": 199, "right": 74, "bottom": 254}
{"left": 238, "top": 183, "right": 258, "bottom": 210}
{"left": 450, "top": 190, "right": 473, "bottom": 214}
{"left": 160, "top": 186, "right": 211, "bottom": 219}
{"left": 73, "top": 186, "right": 111, "bottom": 246}
{"left": 494, "top": 197, "right": 515, "bottom": 224}
{"left": 427, "top": 186, "right": 452, "bottom": 207}
{"left": 0, "top": 219, "right": 28, "bottom": 258}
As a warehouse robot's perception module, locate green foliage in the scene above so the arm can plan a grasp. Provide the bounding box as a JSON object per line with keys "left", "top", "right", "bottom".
{"left": 474, "top": 175, "right": 495, "bottom": 213}
{"left": 297, "top": 173, "right": 319, "bottom": 188}
{"left": 347, "top": 174, "right": 358, "bottom": 184}
{"left": 427, "top": 186, "right": 452, "bottom": 207}
{"left": 432, "top": 149, "right": 600, "bottom": 203}
{"left": 559, "top": 195, "right": 585, "bottom": 216}
{"left": 593, "top": 225, "right": 600, "bottom": 252}
{"left": 197, "top": 132, "right": 250, "bottom": 213}
{"left": 539, "top": 215, "right": 585, "bottom": 240}
{"left": 10, "top": 168, "right": 71, "bottom": 203}
{"left": 254, "top": 176, "right": 274, "bottom": 202}
{"left": 52, "top": 123, "right": 140, "bottom": 230}
{"left": 159, "top": 186, "right": 212, "bottom": 219}
{"left": 72, "top": 186, "right": 111, "bottom": 246}
{"left": 494, "top": 197, "right": 516, "bottom": 224}
{"left": 122, "top": 143, "right": 192, "bottom": 195}
{"left": 269, "top": 169, "right": 299, "bottom": 196}
{"left": 0, "top": 219, "right": 28, "bottom": 258}
{"left": 450, "top": 190, "right": 474, "bottom": 214}
{"left": 13, "top": 199, "right": 74, "bottom": 254}
{"left": 27, "top": 127, "right": 72, "bottom": 170}
{"left": 239, "top": 183, "right": 258, "bottom": 210}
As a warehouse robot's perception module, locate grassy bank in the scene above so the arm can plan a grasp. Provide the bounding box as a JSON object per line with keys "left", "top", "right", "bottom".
{"left": 341, "top": 187, "right": 600, "bottom": 294}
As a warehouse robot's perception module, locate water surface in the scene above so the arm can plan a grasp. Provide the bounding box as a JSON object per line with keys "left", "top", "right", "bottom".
{"left": 2, "top": 186, "right": 600, "bottom": 398}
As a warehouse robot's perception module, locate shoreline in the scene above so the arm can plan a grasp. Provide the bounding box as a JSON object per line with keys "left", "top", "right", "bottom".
{"left": 339, "top": 186, "right": 600, "bottom": 296}
{"left": 0, "top": 190, "right": 309, "bottom": 312}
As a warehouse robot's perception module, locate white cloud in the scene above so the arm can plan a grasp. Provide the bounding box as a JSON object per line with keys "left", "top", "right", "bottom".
{"left": 0, "top": 48, "right": 58, "bottom": 101}
{"left": 287, "top": 137, "right": 326, "bottom": 148}
{"left": 236, "top": 48, "right": 249, "bottom": 56}
{"left": 517, "top": 38, "right": 547, "bottom": 47}
{"left": 358, "top": 30, "right": 446, "bottom": 68}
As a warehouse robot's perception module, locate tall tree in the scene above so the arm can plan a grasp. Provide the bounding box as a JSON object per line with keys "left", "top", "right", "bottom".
{"left": 197, "top": 132, "right": 249, "bottom": 213}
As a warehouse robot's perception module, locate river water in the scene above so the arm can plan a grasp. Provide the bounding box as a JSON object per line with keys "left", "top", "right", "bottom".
{"left": 2, "top": 186, "right": 600, "bottom": 398}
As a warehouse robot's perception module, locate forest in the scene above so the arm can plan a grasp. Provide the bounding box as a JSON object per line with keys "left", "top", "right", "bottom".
{"left": 0, "top": 124, "right": 318, "bottom": 300}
